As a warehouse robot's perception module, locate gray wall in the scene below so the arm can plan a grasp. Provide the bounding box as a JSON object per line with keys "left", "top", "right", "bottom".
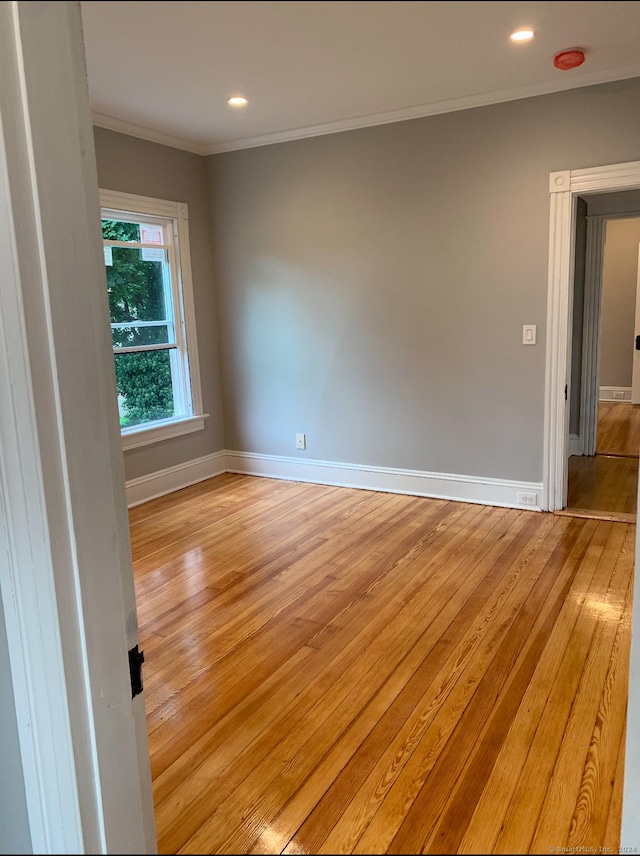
{"left": 0, "top": 602, "right": 32, "bottom": 854}
{"left": 208, "top": 77, "right": 640, "bottom": 483}
{"left": 599, "top": 216, "right": 640, "bottom": 388}
{"left": 588, "top": 189, "right": 640, "bottom": 217}
{"left": 93, "top": 127, "right": 225, "bottom": 481}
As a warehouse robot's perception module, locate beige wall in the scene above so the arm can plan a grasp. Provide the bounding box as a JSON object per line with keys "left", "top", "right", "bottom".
{"left": 599, "top": 216, "right": 640, "bottom": 388}
{"left": 93, "top": 128, "right": 225, "bottom": 481}
{"left": 208, "top": 77, "right": 640, "bottom": 483}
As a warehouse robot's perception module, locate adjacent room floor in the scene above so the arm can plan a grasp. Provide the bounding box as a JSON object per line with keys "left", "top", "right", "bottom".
{"left": 566, "top": 401, "right": 640, "bottom": 522}
{"left": 129, "top": 473, "right": 632, "bottom": 855}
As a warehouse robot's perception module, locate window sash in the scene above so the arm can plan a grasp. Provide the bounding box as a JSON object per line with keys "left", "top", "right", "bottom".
{"left": 99, "top": 190, "right": 206, "bottom": 445}
{"left": 103, "top": 239, "right": 172, "bottom": 251}
{"left": 102, "top": 209, "right": 191, "bottom": 425}
{"left": 112, "top": 343, "right": 178, "bottom": 355}
{"left": 111, "top": 316, "right": 177, "bottom": 349}
{"left": 110, "top": 320, "right": 171, "bottom": 329}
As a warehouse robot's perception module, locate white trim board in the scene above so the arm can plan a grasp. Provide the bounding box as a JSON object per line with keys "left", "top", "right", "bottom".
{"left": 92, "top": 111, "right": 208, "bottom": 156}
{"left": 599, "top": 386, "right": 632, "bottom": 401}
{"left": 544, "top": 159, "right": 640, "bottom": 513}
{"left": 0, "top": 3, "right": 156, "bottom": 851}
{"left": 93, "top": 62, "right": 640, "bottom": 156}
{"left": 125, "top": 451, "right": 226, "bottom": 507}
{"left": 579, "top": 215, "right": 604, "bottom": 457}
{"left": 125, "top": 450, "right": 543, "bottom": 511}
{"left": 224, "top": 451, "right": 543, "bottom": 511}
{"left": 203, "top": 64, "right": 640, "bottom": 154}
{"left": 121, "top": 414, "right": 208, "bottom": 451}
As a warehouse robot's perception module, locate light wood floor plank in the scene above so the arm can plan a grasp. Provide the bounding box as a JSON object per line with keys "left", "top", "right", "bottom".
{"left": 147, "top": 495, "right": 461, "bottom": 783}
{"left": 603, "top": 709, "right": 627, "bottom": 853}
{"left": 292, "top": 515, "right": 568, "bottom": 856}
{"left": 493, "top": 522, "right": 631, "bottom": 854}
{"left": 529, "top": 556, "right": 632, "bottom": 850}
{"left": 566, "top": 455, "right": 638, "bottom": 517}
{"left": 251, "top": 512, "right": 555, "bottom": 855}
{"left": 597, "top": 401, "right": 640, "bottom": 457}
{"left": 565, "top": 570, "right": 632, "bottom": 849}
{"left": 376, "top": 520, "right": 590, "bottom": 855}
{"left": 154, "top": 500, "right": 477, "bottom": 849}
{"left": 565, "top": 402, "right": 640, "bottom": 522}
{"left": 148, "top": 494, "right": 460, "bottom": 796}
{"left": 126, "top": 474, "right": 633, "bottom": 855}
{"left": 171, "top": 504, "right": 503, "bottom": 853}
{"left": 454, "top": 519, "right": 606, "bottom": 853}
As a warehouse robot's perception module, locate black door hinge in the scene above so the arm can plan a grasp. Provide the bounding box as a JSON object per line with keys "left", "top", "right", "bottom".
{"left": 636, "top": 334, "right": 640, "bottom": 351}
{"left": 128, "top": 644, "right": 145, "bottom": 699}
{"left": 564, "top": 384, "right": 568, "bottom": 401}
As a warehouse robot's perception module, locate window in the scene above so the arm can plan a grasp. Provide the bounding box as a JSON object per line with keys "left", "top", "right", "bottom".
{"left": 100, "top": 190, "right": 207, "bottom": 450}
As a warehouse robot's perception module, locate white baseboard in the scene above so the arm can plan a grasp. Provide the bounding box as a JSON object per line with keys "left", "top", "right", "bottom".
{"left": 126, "top": 449, "right": 545, "bottom": 511}
{"left": 600, "top": 386, "right": 632, "bottom": 402}
{"left": 125, "top": 450, "right": 226, "bottom": 507}
{"left": 569, "top": 433, "right": 584, "bottom": 456}
{"left": 224, "top": 450, "right": 544, "bottom": 511}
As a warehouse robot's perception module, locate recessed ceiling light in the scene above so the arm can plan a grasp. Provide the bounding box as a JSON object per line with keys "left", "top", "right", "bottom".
{"left": 227, "top": 96, "right": 248, "bottom": 107}
{"left": 510, "top": 28, "right": 534, "bottom": 42}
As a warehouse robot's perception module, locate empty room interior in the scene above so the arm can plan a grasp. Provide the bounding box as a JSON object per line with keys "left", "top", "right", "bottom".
{"left": 5, "top": 2, "right": 640, "bottom": 854}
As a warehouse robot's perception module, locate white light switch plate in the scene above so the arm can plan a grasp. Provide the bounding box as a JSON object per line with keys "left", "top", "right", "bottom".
{"left": 523, "top": 324, "right": 537, "bottom": 345}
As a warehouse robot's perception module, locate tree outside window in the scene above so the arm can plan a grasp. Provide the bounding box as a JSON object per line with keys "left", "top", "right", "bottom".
{"left": 99, "top": 192, "right": 204, "bottom": 446}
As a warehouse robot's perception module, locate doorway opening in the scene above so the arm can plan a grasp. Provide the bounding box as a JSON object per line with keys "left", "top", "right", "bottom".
{"left": 563, "top": 195, "right": 640, "bottom": 522}
{"left": 542, "top": 160, "right": 640, "bottom": 513}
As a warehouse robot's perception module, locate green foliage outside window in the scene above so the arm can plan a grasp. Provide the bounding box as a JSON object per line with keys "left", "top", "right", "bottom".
{"left": 113, "top": 351, "right": 174, "bottom": 428}
{"left": 103, "top": 219, "right": 174, "bottom": 427}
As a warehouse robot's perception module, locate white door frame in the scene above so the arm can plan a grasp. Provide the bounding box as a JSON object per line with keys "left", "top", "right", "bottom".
{"left": 0, "top": 2, "right": 155, "bottom": 852}
{"left": 543, "top": 161, "right": 640, "bottom": 511}
{"left": 633, "top": 242, "right": 640, "bottom": 404}
{"left": 579, "top": 215, "right": 640, "bottom": 456}
{"left": 578, "top": 215, "right": 605, "bottom": 457}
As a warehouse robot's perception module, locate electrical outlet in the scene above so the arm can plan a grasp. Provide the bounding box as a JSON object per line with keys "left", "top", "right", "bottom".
{"left": 296, "top": 433, "right": 306, "bottom": 450}
{"left": 613, "top": 390, "right": 625, "bottom": 400}
{"left": 517, "top": 491, "right": 538, "bottom": 507}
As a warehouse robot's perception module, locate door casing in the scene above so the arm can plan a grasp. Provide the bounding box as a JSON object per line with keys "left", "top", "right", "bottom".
{"left": 632, "top": 242, "right": 640, "bottom": 404}
{"left": 544, "top": 162, "right": 640, "bottom": 511}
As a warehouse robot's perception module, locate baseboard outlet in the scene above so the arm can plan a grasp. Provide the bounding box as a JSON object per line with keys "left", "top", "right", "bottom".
{"left": 599, "top": 386, "right": 632, "bottom": 402}
{"left": 569, "top": 433, "right": 584, "bottom": 456}
{"left": 125, "top": 450, "right": 226, "bottom": 507}
{"left": 224, "top": 450, "right": 544, "bottom": 511}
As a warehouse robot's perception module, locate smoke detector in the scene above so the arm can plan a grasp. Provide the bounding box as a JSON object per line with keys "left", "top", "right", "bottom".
{"left": 553, "top": 49, "right": 586, "bottom": 71}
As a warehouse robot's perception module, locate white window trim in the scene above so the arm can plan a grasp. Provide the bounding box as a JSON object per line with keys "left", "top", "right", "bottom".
{"left": 121, "top": 414, "right": 207, "bottom": 450}
{"left": 99, "top": 189, "right": 208, "bottom": 449}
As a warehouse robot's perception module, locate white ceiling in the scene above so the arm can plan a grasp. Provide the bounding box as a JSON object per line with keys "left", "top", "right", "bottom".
{"left": 80, "top": 1, "right": 640, "bottom": 155}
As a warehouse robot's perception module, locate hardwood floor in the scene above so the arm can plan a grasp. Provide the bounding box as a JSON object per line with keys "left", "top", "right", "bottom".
{"left": 129, "top": 474, "right": 633, "bottom": 855}
{"left": 597, "top": 401, "right": 640, "bottom": 457}
{"left": 565, "top": 402, "right": 640, "bottom": 521}
{"left": 566, "top": 455, "right": 638, "bottom": 517}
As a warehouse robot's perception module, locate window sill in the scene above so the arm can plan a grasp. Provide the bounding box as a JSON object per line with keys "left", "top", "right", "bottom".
{"left": 121, "top": 414, "right": 209, "bottom": 451}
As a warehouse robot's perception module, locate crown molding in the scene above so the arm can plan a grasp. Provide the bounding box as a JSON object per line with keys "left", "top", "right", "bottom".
{"left": 93, "top": 61, "right": 640, "bottom": 158}
{"left": 91, "top": 110, "right": 208, "bottom": 155}
{"left": 204, "top": 62, "right": 640, "bottom": 154}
